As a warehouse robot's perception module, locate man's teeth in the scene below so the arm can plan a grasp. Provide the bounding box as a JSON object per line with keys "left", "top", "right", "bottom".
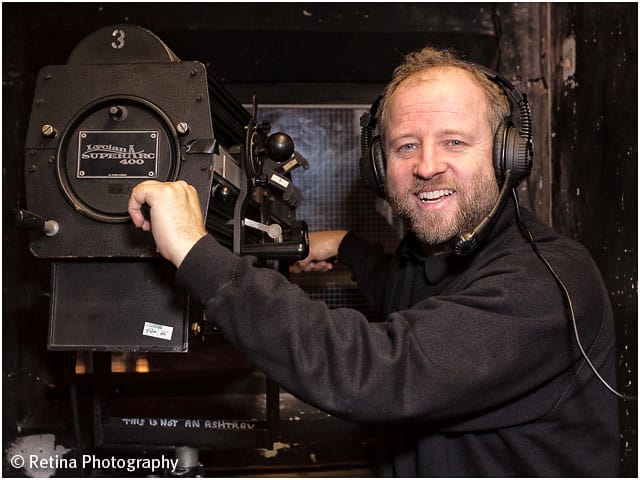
{"left": 418, "top": 189, "right": 455, "bottom": 202}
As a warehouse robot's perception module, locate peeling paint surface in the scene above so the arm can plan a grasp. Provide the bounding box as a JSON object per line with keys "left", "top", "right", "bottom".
{"left": 258, "top": 441, "right": 291, "bottom": 459}
{"left": 561, "top": 35, "right": 578, "bottom": 87}
{"left": 5, "top": 434, "right": 71, "bottom": 478}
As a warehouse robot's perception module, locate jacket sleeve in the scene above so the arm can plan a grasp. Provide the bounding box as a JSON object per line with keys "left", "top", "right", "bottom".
{"left": 175, "top": 233, "right": 614, "bottom": 430}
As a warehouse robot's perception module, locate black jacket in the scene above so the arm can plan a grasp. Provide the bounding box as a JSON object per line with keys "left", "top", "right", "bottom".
{"left": 176, "top": 200, "right": 619, "bottom": 476}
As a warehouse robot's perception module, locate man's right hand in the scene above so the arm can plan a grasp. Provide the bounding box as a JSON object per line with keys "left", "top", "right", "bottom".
{"left": 128, "top": 180, "right": 208, "bottom": 268}
{"left": 290, "top": 230, "right": 348, "bottom": 273}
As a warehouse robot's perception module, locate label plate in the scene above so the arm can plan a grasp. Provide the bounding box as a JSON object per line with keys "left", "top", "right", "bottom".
{"left": 77, "top": 130, "right": 158, "bottom": 178}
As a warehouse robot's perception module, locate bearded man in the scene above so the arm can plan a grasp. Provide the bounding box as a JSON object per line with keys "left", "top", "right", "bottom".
{"left": 129, "top": 47, "right": 619, "bottom": 476}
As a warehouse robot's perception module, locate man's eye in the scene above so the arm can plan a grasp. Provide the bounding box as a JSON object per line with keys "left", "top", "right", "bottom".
{"left": 446, "top": 139, "right": 464, "bottom": 148}
{"left": 398, "top": 143, "right": 418, "bottom": 152}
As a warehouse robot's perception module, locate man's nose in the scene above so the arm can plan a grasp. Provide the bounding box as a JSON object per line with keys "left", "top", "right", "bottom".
{"left": 413, "top": 144, "right": 447, "bottom": 179}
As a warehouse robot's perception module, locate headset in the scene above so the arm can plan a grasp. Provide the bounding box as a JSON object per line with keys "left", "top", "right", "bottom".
{"left": 359, "top": 64, "right": 636, "bottom": 401}
{"left": 359, "top": 65, "right": 533, "bottom": 256}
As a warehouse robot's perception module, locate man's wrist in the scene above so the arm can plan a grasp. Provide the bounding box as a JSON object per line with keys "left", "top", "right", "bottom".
{"left": 172, "top": 232, "right": 208, "bottom": 268}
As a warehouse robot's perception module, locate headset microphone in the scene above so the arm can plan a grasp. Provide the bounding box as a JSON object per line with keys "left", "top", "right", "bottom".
{"left": 451, "top": 170, "right": 513, "bottom": 256}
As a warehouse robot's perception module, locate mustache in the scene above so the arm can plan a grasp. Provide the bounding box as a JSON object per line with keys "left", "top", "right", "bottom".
{"left": 409, "top": 178, "right": 457, "bottom": 193}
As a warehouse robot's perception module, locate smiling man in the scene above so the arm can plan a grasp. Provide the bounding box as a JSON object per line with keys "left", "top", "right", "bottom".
{"left": 383, "top": 65, "right": 501, "bottom": 253}
{"left": 129, "top": 47, "right": 620, "bottom": 476}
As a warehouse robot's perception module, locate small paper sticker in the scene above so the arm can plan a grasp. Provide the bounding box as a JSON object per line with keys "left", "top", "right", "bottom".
{"left": 142, "top": 322, "right": 173, "bottom": 341}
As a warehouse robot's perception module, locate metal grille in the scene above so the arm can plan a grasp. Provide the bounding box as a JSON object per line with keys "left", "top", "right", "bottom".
{"left": 259, "top": 106, "right": 403, "bottom": 319}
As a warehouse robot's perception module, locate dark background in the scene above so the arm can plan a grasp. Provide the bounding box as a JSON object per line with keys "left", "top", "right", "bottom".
{"left": 3, "top": 2, "right": 637, "bottom": 477}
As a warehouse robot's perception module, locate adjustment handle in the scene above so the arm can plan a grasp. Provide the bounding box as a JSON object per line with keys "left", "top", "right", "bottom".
{"left": 11, "top": 209, "right": 59, "bottom": 236}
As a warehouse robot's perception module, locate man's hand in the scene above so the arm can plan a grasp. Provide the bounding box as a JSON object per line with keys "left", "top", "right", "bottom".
{"left": 290, "top": 230, "right": 348, "bottom": 273}
{"left": 128, "top": 180, "right": 207, "bottom": 268}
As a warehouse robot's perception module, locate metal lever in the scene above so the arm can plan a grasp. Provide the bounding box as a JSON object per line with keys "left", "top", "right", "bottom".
{"left": 277, "top": 151, "right": 309, "bottom": 174}
{"left": 243, "top": 218, "right": 283, "bottom": 242}
{"left": 240, "top": 221, "right": 309, "bottom": 261}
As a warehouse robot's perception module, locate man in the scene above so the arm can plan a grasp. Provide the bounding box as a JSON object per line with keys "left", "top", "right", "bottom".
{"left": 129, "top": 47, "right": 619, "bottom": 476}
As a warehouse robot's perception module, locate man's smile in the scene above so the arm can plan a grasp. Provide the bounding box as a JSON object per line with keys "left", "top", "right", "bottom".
{"left": 417, "top": 189, "right": 456, "bottom": 202}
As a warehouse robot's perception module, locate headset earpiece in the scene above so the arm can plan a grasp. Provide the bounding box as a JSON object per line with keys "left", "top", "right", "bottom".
{"left": 360, "top": 136, "right": 387, "bottom": 197}
{"left": 493, "top": 122, "right": 533, "bottom": 189}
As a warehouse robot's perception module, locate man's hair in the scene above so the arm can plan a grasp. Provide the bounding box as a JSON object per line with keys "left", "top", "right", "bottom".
{"left": 377, "top": 47, "right": 511, "bottom": 140}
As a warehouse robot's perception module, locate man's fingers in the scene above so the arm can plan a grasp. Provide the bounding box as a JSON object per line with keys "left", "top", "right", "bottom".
{"left": 128, "top": 180, "right": 161, "bottom": 227}
{"left": 290, "top": 260, "right": 334, "bottom": 274}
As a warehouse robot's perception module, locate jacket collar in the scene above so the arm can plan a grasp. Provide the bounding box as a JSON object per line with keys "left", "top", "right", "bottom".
{"left": 399, "top": 195, "right": 518, "bottom": 284}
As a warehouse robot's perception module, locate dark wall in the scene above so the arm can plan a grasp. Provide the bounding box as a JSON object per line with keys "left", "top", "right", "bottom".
{"left": 549, "top": 4, "right": 637, "bottom": 475}
{"left": 3, "top": 2, "right": 636, "bottom": 476}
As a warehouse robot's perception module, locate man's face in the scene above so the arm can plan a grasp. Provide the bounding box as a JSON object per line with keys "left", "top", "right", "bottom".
{"left": 384, "top": 67, "right": 500, "bottom": 248}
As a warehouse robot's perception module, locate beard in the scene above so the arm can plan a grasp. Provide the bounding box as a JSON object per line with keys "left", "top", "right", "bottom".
{"left": 386, "top": 170, "right": 500, "bottom": 247}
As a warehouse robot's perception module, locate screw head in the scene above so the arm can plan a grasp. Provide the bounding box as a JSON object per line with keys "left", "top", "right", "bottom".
{"left": 41, "top": 124, "right": 57, "bottom": 138}
{"left": 176, "top": 122, "right": 190, "bottom": 135}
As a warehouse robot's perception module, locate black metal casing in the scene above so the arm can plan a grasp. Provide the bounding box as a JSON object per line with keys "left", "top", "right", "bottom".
{"left": 25, "top": 25, "right": 222, "bottom": 351}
